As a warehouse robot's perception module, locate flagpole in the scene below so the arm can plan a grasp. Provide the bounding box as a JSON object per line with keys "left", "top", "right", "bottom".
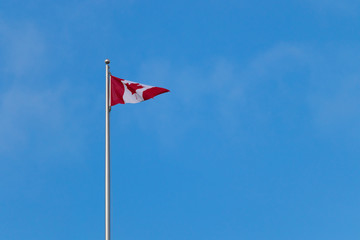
{"left": 105, "top": 58, "right": 111, "bottom": 240}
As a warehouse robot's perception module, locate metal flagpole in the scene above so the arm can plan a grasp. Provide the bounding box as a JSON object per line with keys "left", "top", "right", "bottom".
{"left": 105, "top": 58, "right": 111, "bottom": 240}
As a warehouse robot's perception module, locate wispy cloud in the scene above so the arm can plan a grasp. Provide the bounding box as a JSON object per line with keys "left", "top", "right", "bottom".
{"left": 304, "top": 0, "right": 360, "bottom": 16}
{"left": 0, "top": 21, "right": 91, "bottom": 162}
{"left": 0, "top": 21, "right": 46, "bottom": 78}
{"left": 122, "top": 42, "right": 360, "bottom": 145}
{"left": 308, "top": 44, "right": 360, "bottom": 139}
{"left": 110, "top": 43, "right": 309, "bottom": 148}
{"left": 0, "top": 86, "right": 63, "bottom": 152}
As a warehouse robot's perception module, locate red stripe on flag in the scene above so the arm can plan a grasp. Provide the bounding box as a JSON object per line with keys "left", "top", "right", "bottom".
{"left": 143, "top": 87, "right": 170, "bottom": 101}
{"left": 111, "top": 76, "right": 125, "bottom": 106}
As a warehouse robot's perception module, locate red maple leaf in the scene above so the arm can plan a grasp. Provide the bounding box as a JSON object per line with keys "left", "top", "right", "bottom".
{"left": 125, "top": 83, "right": 144, "bottom": 95}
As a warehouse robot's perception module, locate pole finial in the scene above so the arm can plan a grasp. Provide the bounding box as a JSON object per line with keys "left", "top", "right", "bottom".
{"left": 105, "top": 59, "right": 110, "bottom": 64}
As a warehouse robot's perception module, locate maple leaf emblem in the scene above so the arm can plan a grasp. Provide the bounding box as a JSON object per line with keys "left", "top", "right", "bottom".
{"left": 125, "top": 83, "right": 144, "bottom": 95}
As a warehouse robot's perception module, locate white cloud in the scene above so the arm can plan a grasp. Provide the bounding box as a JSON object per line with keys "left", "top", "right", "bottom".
{"left": 0, "top": 20, "right": 90, "bottom": 162}
{"left": 111, "top": 44, "right": 309, "bottom": 146}
{"left": 307, "top": 45, "right": 360, "bottom": 138}
{"left": 0, "top": 86, "right": 61, "bottom": 152}
{"left": 0, "top": 21, "right": 46, "bottom": 78}
{"left": 121, "top": 42, "right": 360, "bottom": 144}
{"left": 304, "top": 0, "right": 360, "bottom": 16}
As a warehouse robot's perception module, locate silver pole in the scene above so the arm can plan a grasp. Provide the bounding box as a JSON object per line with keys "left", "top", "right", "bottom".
{"left": 105, "top": 58, "right": 111, "bottom": 240}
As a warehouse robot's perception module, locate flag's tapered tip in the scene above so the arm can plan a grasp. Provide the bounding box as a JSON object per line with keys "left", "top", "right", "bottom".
{"left": 105, "top": 59, "right": 110, "bottom": 64}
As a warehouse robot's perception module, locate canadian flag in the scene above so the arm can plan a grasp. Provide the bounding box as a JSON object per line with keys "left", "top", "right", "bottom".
{"left": 111, "top": 75, "right": 170, "bottom": 106}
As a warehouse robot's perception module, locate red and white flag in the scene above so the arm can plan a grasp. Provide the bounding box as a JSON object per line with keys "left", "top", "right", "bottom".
{"left": 111, "top": 75, "right": 170, "bottom": 106}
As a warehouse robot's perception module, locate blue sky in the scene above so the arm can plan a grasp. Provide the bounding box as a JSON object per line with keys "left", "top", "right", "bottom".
{"left": 1, "top": 0, "right": 360, "bottom": 239}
